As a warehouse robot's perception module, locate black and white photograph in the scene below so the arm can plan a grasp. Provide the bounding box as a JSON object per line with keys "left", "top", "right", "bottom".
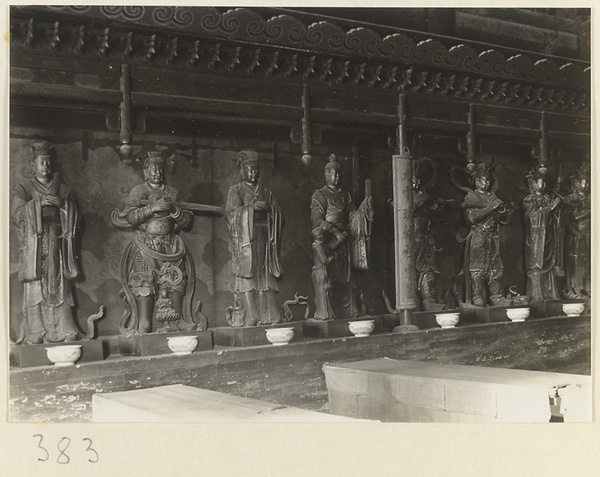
{"left": 3, "top": 4, "right": 596, "bottom": 475}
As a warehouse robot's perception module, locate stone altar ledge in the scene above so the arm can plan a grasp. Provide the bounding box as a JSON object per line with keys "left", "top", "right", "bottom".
{"left": 10, "top": 339, "right": 106, "bottom": 368}
{"left": 302, "top": 316, "right": 384, "bottom": 339}
{"left": 213, "top": 322, "right": 304, "bottom": 347}
{"left": 118, "top": 330, "right": 213, "bottom": 357}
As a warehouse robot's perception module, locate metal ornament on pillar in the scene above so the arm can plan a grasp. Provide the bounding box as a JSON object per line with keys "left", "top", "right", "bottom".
{"left": 301, "top": 83, "right": 313, "bottom": 167}
{"left": 393, "top": 152, "right": 418, "bottom": 310}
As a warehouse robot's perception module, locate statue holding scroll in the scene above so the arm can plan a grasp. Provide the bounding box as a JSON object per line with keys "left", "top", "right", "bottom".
{"left": 225, "top": 149, "right": 283, "bottom": 326}
{"left": 523, "top": 169, "right": 561, "bottom": 302}
{"left": 111, "top": 151, "right": 199, "bottom": 334}
{"left": 563, "top": 163, "right": 591, "bottom": 298}
{"left": 456, "top": 161, "right": 513, "bottom": 307}
{"left": 310, "top": 155, "right": 373, "bottom": 320}
{"left": 11, "top": 140, "right": 82, "bottom": 344}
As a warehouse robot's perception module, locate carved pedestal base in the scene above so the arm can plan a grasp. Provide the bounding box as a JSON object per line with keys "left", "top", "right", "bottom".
{"left": 302, "top": 316, "right": 383, "bottom": 339}
{"left": 381, "top": 314, "right": 401, "bottom": 331}
{"left": 10, "top": 339, "right": 106, "bottom": 368}
{"left": 460, "top": 305, "right": 538, "bottom": 324}
{"left": 118, "top": 331, "right": 213, "bottom": 357}
{"left": 529, "top": 299, "right": 588, "bottom": 318}
{"left": 411, "top": 311, "right": 443, "bottom": 329}
{"left": 392, "top": 324, "right": 420, "bottom": 334}
{"left": 213, "top": 322, "right": 304, "bottom": 347}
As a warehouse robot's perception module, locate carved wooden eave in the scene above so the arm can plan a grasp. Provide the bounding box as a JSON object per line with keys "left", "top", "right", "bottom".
{"left": 10, "top": 6, "right": 591, "bottom": 145}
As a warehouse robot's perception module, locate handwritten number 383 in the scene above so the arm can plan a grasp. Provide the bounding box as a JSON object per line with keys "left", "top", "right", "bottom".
{"left": 33, "top": 435, "right": 99, "bottom": 464}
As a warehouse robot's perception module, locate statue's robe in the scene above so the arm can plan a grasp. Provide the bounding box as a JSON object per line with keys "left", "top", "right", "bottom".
{"left": 310, "top": 186, "right": 371, "bottom": 319}
{"left": 12, "top": 173, "right": 80, "bottom": 343}
{"left": 523, "top": 192, "right": 560, "bottom": 302}
{"left": 563, "top": 192, "right": 591, "bottom": 295}
{"left": 413, "top": 190, "right": 441, "bottom": 304}
{"left": 226, "top": 181, "right": 282, "bottom": 294}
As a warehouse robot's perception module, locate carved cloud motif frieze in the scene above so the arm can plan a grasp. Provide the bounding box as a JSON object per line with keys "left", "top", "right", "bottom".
{"left": 21, "top": 5, "right": 589, "bottom": 90}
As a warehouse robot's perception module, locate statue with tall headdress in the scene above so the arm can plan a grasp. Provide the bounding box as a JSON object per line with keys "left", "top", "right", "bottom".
{"left": 310, "top": 154, "right": 373, "bottom": 320}
{"left": 12, "top": 140, "right": 83, "bottom": 343}
{"left": 522, "top": 168, "right": 562, "bottom": 302}
{"left": 225, "top": 149, "right": 283, "bottom": 326}
{"left": 111, "top": 150, "right": 197, "bottom": 335}
{"left": 453, "top": 160, "right": 514, "bottom": 307}
{"left": 563, "top": 162, "right": 591, "bottom": 298}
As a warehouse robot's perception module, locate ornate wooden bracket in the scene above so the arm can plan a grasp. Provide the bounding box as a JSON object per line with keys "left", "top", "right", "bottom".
{"left": 96, "top": 28, "right": 110, "bottom": 56}
{"left": 22, "top": 18, "right": 34, "bottom": 48}
{"left": 121, "top": 32, "right": 133, "bottom": 58}
{"left": 47, "top": 21, "right": 60, "bottom": 50}
{"left": 73, "top": 25, "right": 85, "bottom": 54}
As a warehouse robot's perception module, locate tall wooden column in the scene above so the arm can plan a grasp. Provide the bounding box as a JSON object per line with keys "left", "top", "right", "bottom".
{"left": 392, "top": 94, "right": 419, "bottom": 333}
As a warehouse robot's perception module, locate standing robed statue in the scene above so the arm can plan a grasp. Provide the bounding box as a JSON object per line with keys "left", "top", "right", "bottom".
{"left": 522, "top": 169, "right": 562, "bottom": 302}
{"left": 225, "top": 149, "right": 283, "bottom": 326}
{"left": 12, "top": 140, "right": 82, "bottom": 344}
{"left": 563, "top": 163, "right": 591, "bottom": 298}
{"left": 310, "top": 154, "right": 373, "bottom": 320}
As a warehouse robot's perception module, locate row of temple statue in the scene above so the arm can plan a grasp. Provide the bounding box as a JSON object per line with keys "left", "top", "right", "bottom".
{"left": 11, "top": 140, "right": 590, "bottom": 345}
{"left": 411, "top": 158, "right": 591, "bottom": 312}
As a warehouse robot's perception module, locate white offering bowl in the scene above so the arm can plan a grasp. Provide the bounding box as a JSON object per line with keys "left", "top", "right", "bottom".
{"left": 506, "top": 307, "right": 530, "bottom": 322}
{"left": 266, "top": 327, "right": 295, "bottom": 346}
{"left": 435, "top": 312, "right": 460, "bottom": 329}
{"left": 167, "top": 336, "right": 198, "bottom": 355}
{"left": 348, "top": 320, "right": 375, "bottom": 337}
{"left": 45, "top": 345, "right": 82, "bottom": 367}
{"left": 562, "top": 303, "right": 585, "bottom": 317}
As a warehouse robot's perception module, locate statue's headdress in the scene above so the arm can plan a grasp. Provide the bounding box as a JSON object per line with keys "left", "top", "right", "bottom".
{"left": 31, "top": 140, "right": 53, "bottom": 159}
{"left": 472, "top": 160, "right": 492, "bottom": 180}
{"left": 142, "top": 150, "right": 177, "bottom": 173}
{"left": 412, "top": 156, "right": 438, "bottom": 190}
{"left": 573, "top": 162, "right": 590, "bottom": 182}
{"left": 236, "top": 149, "right": 259, "bottom": 167}
{"left": 143, "top": 150, "right": 165, "bottom": 167}
{"left": 325, "top": 154, "right": 341, "bottom": 172}
{"left": 526, "top": 167, "right": 545, "bottom": 192}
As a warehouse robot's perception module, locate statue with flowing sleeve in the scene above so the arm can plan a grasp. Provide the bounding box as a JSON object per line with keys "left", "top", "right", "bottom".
{"left": 111, "top": 151, "right": 197, "bottom": 335}
{"left": 310, "top": 155, "right": 373, "bottom": 320}
{"left": 11, "top": 140, "right": 81, "bottom": 344}
{"left": 522, "top": 169, "right": 561, "bottom": 302}
{"left": 225, "top": 149, "right": 283, "bottom": 326}
{"left": 563, "top": 163, "right": 591, "bottom": 298}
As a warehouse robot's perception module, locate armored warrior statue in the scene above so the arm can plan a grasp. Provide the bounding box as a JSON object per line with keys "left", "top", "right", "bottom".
{"left": 11, "top": 140, "right": 82, "bottom": 344}
{"left": 456, "top": 161, "right": 513, "bottom": 307}
{"left": 563, "top": 163, "right": 591, "bottom": 298}
{"left": 523, "top": 169, "right": 562, "bottom": 302}
{"left": 310, "top": 155, "right": 373, "bottom": 320}
{"left": 225, "top": 149, "right": 283, "bottom": 326}
{"left": 412, "top": 157, "right": 447, "bottom": 311}
{"left": 112, "top": 151, "right": 198, "bottom": 335}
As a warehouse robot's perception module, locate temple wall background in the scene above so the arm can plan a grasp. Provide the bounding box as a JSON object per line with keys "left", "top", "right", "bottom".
{"left": 9, "top": 127, "right": 387, "bottom": 337}
{"left": 11, "top": 124, "right": 584, "bottom": 338}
